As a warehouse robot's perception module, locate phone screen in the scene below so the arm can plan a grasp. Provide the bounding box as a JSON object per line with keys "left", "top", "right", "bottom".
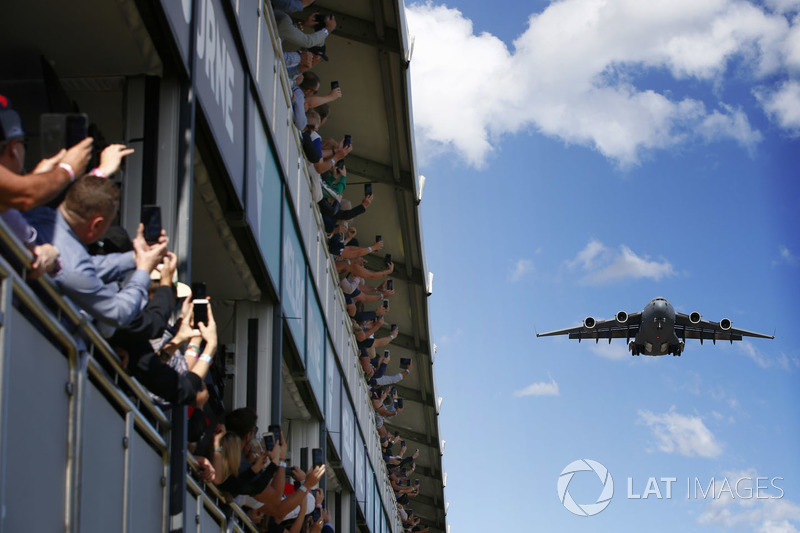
{"left": 312, "top": 447, "right": 324, "bottom": 467}
{"left": 141, "top": 205, "right": 162, "bottom": 244}
{"left": 263, "top": 434, "right": 275, "bottom": 451}
{"left": 192, "top": 282, "right": 208, "bottom": 326}
{"left": 331, "top": 80, "right": 339, "bottom": 90}
{"left": 364, "top": 183, "right": 373, "bottom": 196}
{"left": 343, "top": 134, "right": 352, "bottom": 147}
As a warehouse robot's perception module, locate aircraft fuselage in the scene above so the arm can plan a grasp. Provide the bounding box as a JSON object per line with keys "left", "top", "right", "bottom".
{"left": 633, "top": 297, "right": 681, "bottom": 356}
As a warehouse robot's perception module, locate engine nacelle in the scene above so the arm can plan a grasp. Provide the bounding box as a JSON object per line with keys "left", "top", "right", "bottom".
{"left": 616, "top": 311, "right": 628, "bottom": 324}
{"left": 584, "top": 316, "right": 596, "bottom": 329}
{"left": 689, "top": 312, "right": 701, "bottom": 324}
{"left": 719, "top": 318, "right": 732, "bottom": 330}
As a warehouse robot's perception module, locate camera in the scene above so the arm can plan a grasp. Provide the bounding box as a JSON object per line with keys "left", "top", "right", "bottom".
{"left": 40, "top": 113, "right": 88, "bottom": 158}
{"left": 313, "top": 13, "right": 330, "bottom": 31}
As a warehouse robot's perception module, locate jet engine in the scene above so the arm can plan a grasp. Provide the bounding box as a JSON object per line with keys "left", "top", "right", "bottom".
{"left": 616, "top": 311, "right": 628, "bottom": 324}
{"left": 583, "top": 316, "right": 596, "bottom": 329}
{"left": 689, "top": 312, "right": 701, "bottom": 324}
{"left": 719, "top": 318, "right": 732, "bottom": 330}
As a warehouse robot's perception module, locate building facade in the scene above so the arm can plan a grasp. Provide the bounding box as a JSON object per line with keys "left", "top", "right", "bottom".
{"left": 0, "top": 0, "right": 445, "bottom": 531}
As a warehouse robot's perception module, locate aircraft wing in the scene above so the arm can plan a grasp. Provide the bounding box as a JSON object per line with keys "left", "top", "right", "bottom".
{"left": 674, "top": 313, "right": 774, "bottom": 342}
{"left": 537, "top": 312, "right": 642, "bottom": 340}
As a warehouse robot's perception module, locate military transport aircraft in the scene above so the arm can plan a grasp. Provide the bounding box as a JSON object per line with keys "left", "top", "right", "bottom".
{"left": 536, "top": 297, "right": 774, "bottom": 356}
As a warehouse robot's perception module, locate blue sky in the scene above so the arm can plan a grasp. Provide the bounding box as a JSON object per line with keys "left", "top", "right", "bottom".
{"left": 405, "top": 0, "right": 800, "bottom": 531}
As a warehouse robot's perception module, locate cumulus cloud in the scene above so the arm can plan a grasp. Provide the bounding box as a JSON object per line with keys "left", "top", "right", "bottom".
{"left": 756, "top": 80, "right": 800, "bottom": 133}
{"left": 514, "top": 377, "right": 560, "bottom": 397}
{"left": 638, "top": 408, "right": 723, "bottom": 457}
{"left": 406, "top": 0, "right": 800, "bottom": 167}
{"left": 566, "top": 240, "right": 675, "bottom": 284}
{"left": 697, "top": 469, "right": 800, "bottom": 531}
{"left": 509, "top": 259, "right": 534, "bottom": 282}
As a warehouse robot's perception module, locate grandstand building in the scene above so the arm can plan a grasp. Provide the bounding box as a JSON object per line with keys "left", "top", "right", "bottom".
{"left": 0, "top": 1, "right": 446, "bottom": 532}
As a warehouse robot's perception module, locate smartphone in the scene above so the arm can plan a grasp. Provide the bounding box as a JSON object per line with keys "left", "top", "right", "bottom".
{"left": 384, "top": 253, "right": 392, "bottom": 265}
{"left": 387, "top": 280, "right": 393, "bottom": 291}
{"left": 140, "top": 205, "right": 162, "bottom": 244}
{"left": 268, "top": 424, "right": 281, "bottom": 444}
{"left": 415, "top": 479, "right": 420, "bottom": 486}
{"left": 192, "top": 282, "right": 208, "bottom": 326}
{"left": 383, "top": 299, "right": 389, "bottom": 309}
{"left": 384, "top": 350, "right": 390, "bottom": 359}
{"left": 364, "top": 183, "right": 373, "bottom": 196}
{"left": 312, "top": 447, "right": 324, "bottom": 467}
{"left": 331, "top": 80, "right": 339, "bottom": 90}
{"left": 400, "top": 440, "right": 406, "bottom": 447}
{"left": 311, "top": 508, "right": 321, "bottom": 522}
{"left": 343, "top": 134, "right": 351, "bottom": 147}
{"left": 336, "top": 159, "right": 345, "bottom": 170}
{"left": 40, "top": 113, "right": 89, "bottom": 158}
{"left": 391, "top": 387, "right": 397, "bottom": 396}
{"left": 263, "top": 433, "right": 275, "bottom": 451}
{"left": 395, "top": 398, "right": 404, "bottom": 409}
{"left": 376, "top": 235, "right": 382, "bottom": 242}
{"left": 399, "top": 358, "right": 411, "bottom": 369}
{"left": 391, "top": 324, "right": 397, "bottom": 331}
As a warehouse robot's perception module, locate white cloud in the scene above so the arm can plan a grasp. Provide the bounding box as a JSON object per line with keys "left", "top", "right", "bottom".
{"left": 638, "top": 408, "right": 723, "bottom": 457}
{"left": 589, "top": 342, "right": 630, "bottom": 360}
{"left": 514, "top": 377, "right": 560, "bottom": 397}
{"left": 566, "top": 240, "right": 675, "bottom": 284}
{"left": 773, "top": 245, "right": 800, "bottom": 266}
{"left": 737, "top": 340, "right": 772, "bottom": 368}
{"left": 756, "top": 80, "right": 800, "bottom": 133}
{"left": 407, "top": 0, "right": 800, "bottom": 167}
{"left": 697, "top": 469, "right": 800, "bottom": 531}
{"left": 509, "top": 259, "right": 534, "bottom": 282}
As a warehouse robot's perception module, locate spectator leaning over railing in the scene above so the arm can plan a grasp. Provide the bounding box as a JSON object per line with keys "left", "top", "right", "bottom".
{"left": 24, "top": 176, "right": 167, "bottom": 336}
{"left": 275, "top": 9, "right": 335, "bottom": 52}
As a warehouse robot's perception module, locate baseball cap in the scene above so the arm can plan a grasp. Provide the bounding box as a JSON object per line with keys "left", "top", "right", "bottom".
{"left": 0, "top": 95, "right": 26, "bottom": 142}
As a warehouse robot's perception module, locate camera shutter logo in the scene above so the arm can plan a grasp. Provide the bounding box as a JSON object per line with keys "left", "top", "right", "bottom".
{"left": 557, "top": 459, "right": 614, "bottom": 516}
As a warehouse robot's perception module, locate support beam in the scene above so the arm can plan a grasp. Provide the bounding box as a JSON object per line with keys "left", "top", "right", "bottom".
{"left": 343, "top": 153, "right": 414, "bottom": 192}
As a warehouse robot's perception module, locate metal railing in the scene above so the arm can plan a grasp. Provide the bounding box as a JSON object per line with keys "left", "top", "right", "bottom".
{"left": 0, "top": 219, "right": 170, "bottom": 533}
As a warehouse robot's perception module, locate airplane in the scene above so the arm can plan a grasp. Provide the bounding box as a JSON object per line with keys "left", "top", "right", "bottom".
{"left": 536, "top": 297, "right": 774, "bottom": 356}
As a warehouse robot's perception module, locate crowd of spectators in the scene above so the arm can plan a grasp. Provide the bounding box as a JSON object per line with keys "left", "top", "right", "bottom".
{"left": 277, "top": 1, "right": 428, "bottom": 529}
{"left": 0, "top": 0, "right": 428, "bottom": 531}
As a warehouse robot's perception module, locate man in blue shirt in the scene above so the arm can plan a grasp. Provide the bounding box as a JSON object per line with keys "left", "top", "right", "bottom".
{"left": 26, "top": 176, "right": 167, "bottom": 335}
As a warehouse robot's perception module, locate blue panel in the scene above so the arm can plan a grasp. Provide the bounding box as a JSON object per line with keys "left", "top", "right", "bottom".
{"left": 325, "top": 339, "right": 341, "bottom": 435}
{"left": 194, "top": 0, "right": 246, "bottom": 202}
{"left": 246, "top": 91, "right": 282, "bottom": 288}
{"left": 340, "top": 392, "right": 355, "bottom": 483}
{"left": 160, "top": 0, "right": 192, "bottom": 74}
{"left": 234, "top": 0, "right": 260, "bottom": 77}
{"left": 306, "top": 278, "right": 325, "bottom": 409}
{"left": 356, "top": 438, "right": 365, "bottom": 510}
{"left": 282, "top": 198, "right": 306, "bottom": 359}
